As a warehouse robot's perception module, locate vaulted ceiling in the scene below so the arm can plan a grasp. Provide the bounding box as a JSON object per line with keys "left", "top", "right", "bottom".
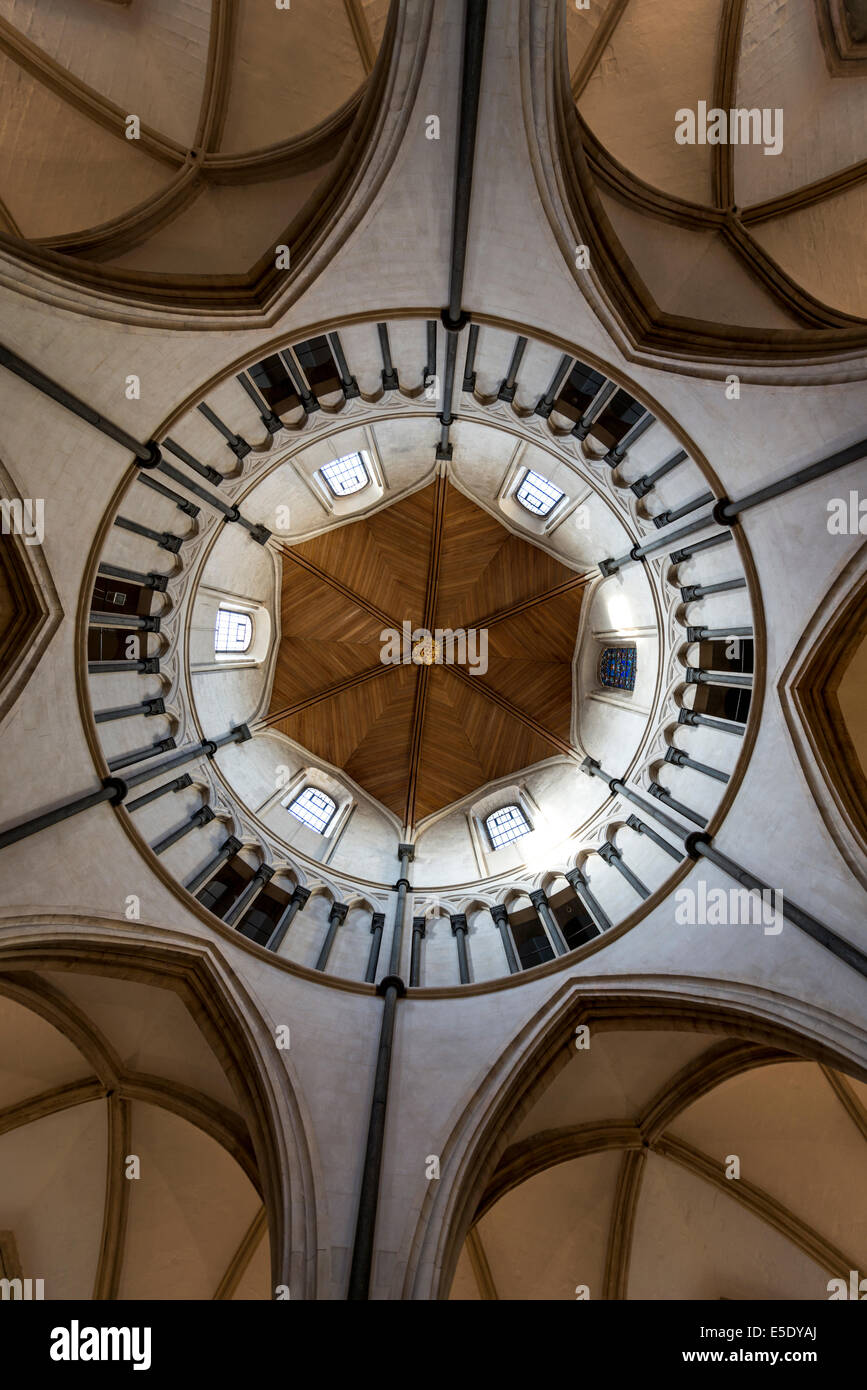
{"left": 0, "top": 0, "right": 391, "bottom": 304}
{"left": 563, "top": 0, "right": 867, "bottom": 357}
{"left": 264, "top": 477, "right": 589, "bottom": 828}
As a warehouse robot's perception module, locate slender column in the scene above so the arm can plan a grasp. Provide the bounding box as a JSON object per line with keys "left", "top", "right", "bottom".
{"left": 347, "top": 975, "right": 405, "bottom": 1299}
{"left": 90, "top": 611, "right": 160, "bottom": 632}
{"left": 598, "top": 842, "right": 651, "bottom": 900}
{"left": 626, "top": 813, "right": 683, "bottom": 862}
{"left": 279, "top": 350, "right": 319, "bottom": 414}
{"left": 364, "top": 911, "right": 386, "bottom": 983}
{"left": 573, "top": 378, "right": 617, "bottom": 440}
{"left": 316, "top": 901, "right": 349, "bottom": 971}
{"left": 377, "top": 323, "right": 399, "bottom": 391}
{"left": 450, "top": 913, "right": 470, "bottom": 983}
{"left": 529, "top": 889, "right": 568, "bottom": 955}
{"left": 445, "top": 0, "right": 487, "bottom": 327}
{"left": 604, "top": 411, "right": 655, "bottom": 466}
{"left": 497, "top": 336, "right": 527, "bottom": 403}
{"left": 327, "top": 332, "right": 360, "bottom": 399}
{"left": 186, "top": 835, "right": 242, "bottom": 894}
{"left": 162, "top": 437, "right": 223, "bottom": 486}
{"left": 490, "top": 903, "right": 519, "bottom": 974}
{"left": 631, "top": 448, "right": 687, "bottom": 498}
{"left": 718, "top": 438, "right": 867, "bottom": 522}
{"left": 0, "top": 341, "right": 156, "bottom": 461}
{"left": 108, "top": 737, "right": 175, "bottom": 771}
{"left": 687, "top": 625, "right": 752, "bottom": 642}
{"left": 152, "top": 804, "right": 215, "bottom": 855}
{"left": 582, "top": 759, "right": 867, "bottom": 978}
{"left": 225, "top": 863, "right": 274, "bottom": 928}
{"left": 652, "top": 490, "right": 715, "bottom": 529}
{"left": 137, "top": 472, "right": 199, "bottom": 517}
{"left": 409, "top": 915, "right": 426, "bottom": 987}
{"left": 665, "top": 746, "right": 730, "bottom": 784}
{"left": 97, "top": 563, "right": 168, "bottom": 592}
{"left": 236, "top": 372, "right": 283, "bottom": 434}
{"left": 126, "top": 773, "right": 192, "bottom": 813}
{"left": 437, "top": 329, "right": 459, "bottom": 460}
{"left": 123, "top": 724, "right": 251, "bottom": 791}
{"left": 387, "top": 843, "right": 414, "bottom": 976}
{"left": 685, "top": 667, "right": 752, "bottom": 688}
{"left": 0, "top": 777, "right": 127, "bottom": 851}
{"left": 114, "top": 516, "right": 183, "bottom": 553}
{"left": 678, "top": 707, "right": 744, "bottom": 737}
{"left": 681, "top": 577, "right": 746, "bottom": 601}
{"left": 669, "top": 531, "right": 733, "bottom": 564}
{"left": 197, "top": 402, "right": 252, "bottom": 460}
{"left": 648, "top": 779, "right": 708, "bottom": 828}
{"left": 425, "top": 320, "right": 437, "bottom": 385}
{"left": 94, "top": 697, "right": 165, "bottom": 724}
{"left": 534, "top": 353, "right": 572, "bottom": 418}
{"left": 152, "top": 450, "right": 270, "bottom": 543}
{"left": 462, "top": 323, "right": 480, "bottom": 390}
{"left": 599, "top": 515, "right": 722, "bottom": 577}
{"left": 89, "top": 657, "right": 160, "bottom": 675}
{"left": 564, "top": 867, "right": 610, "bottom": 932}
{"left": 266, "top": 884, "right": 311, "bottom": 953}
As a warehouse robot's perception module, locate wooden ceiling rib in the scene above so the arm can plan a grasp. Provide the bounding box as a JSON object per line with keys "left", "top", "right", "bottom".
{"left": 263, "top": 479, "right": 588, "bottom": 829}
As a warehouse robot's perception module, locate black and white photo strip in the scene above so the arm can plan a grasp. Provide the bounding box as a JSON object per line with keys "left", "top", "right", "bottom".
{"left": 0, "top": 0, "right": 864, "bottom": 1371}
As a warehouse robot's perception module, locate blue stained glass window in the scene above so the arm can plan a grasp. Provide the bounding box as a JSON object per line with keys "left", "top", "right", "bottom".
{"left": 599, "top": 646, "right": 637, "bottom": 691}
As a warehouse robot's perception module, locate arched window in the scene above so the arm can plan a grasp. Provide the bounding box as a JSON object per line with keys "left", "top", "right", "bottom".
{"left": 320, "top": 451, "right": 370, "bottom": 497}
{"left": 485, "top": 803, "right": 531, "bottom": 850}
{"left": 214, "top": 608, "right": 253, "bottom": 654}
{"left": 287, "top": 785, "right": 337, "bottom": 834}
{"left": 515, "top": 469, "right": 564, "bottom": 517}
{"left": 599, "top": 645, "right": 636, "bottom": 691}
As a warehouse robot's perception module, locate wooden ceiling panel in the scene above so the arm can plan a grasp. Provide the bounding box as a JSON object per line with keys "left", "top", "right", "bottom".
{"left": 436, "top": 486, "right": 580, "bottom": 630}
{"left": 264, "top": 479, "right": 584, "bottom": 828}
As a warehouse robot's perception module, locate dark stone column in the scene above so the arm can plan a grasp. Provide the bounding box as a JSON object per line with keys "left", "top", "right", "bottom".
{"left": 94, "top": 697, "right": 165, "bottom": 724}
{"left": 137, "top": 471, "right": 200, "bottom": 517}
{"left": 387, "top": 843, "right": 414, "bottom": 976}
{"left": 529, "top": 888, "right": 568, "bottom": 955}
{"left": 450, "top": 913, "right": 470, "bottom": 983}
{"left": 680, "top": 577, "right": 746, "bottom": 601}
{"left": 316, "top": 901, "right": 349, "bottom": 972}
{"left": 97, "top": 563, "right": 168, "bottom": 592}
{"left": 0, "top": 777, "right": 127, "bottom": 851}
{"left": 123, "top": 724, "right": 251, "bottom": 791}
{"left": 678, "top": 707, "right": 745, "bottom": 737}
{"left": 327, "top": 331, "right": 360, "bottom": 399}
{"left": 409, "top": 916, "right": 426, "bottom": 986}
{"left": 648, "top": 780, "right": 708, "bottom": 828}
{"left": 126, "top": 773, "right": 192, "bottom": 813}
{"left": 630, "top": 447, "right": 687, "bottom": 498}
{"left": 90, "top": 610, "right": 160, "bottom": 632}
{"left": 89, "top": 657, "right": 160, "bottom": 675}
{"left": 598, "top": 842, "right": 651, "bottom": 900}
{"left": 685, "top": 667, "right": 752, "bottom": 689}
{"left": 151, "top": 804, "right": 214, "bottom": 855}
{"left": 687, "top": 625, "right": 752, "bottom": 642}
{"left": 534, "top": 353, "right": 571, "bottom": 418}
{"left": 115, "top": 515, "right": 183, "bottom": 552}
{"left": 665, "top": 746, "right": 729, "bottom": 784}
{"left": 197, "top": 401, "right": 252, "bottom": 459}
{"left": 497, "top": 335, "right": 527, "bottom": 402}
{"left": 364, "top": 911, "right": 386, "bottom": 983}
{"left": 266, "top": 885, "right": 311, "bottom": 953}
{"left": 185, "top": 835, "right": 242, "bottom": 893}
{"left": 377, "top": 323, "right": 399, "bottom": 390}
{"left": 225, "top": 863, "right": 274, "bottom": 928}
{"left": 564, "top": 867, "right": 611, "bottom": 932}
{"left": 490, "top": 903, "right": 519, "bottom": 973}
{"left": 669, "top": 531, "right": 733, "bottom": 564}
{"left": 626, "top": 813, "right": 683, "bottom": 862}
{"left": 573, "top": 378, "right": 617, "bottom": 440}
{"left": 462, "top": 323, "right": 480, "bottom": 391}
{"left": 652, "top": 490, "right": 714, "bottom": 529}
{"left": 108, "top": 737, "right": 176, "bottom": 771}
{"left": 603, "top": 410, "right": 655, "bottom": 466}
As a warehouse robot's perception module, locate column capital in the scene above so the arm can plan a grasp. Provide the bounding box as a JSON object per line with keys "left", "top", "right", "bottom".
{"left": 490, "top": 903, "right": 509, "bottom": 925}
{"left": 398, "top": 842, "right": 415, "bottom": 862}
{"left": 223, "top": 835, "right": 243, "bottom": 856}
{"left": 565, "top": 867, "right": 587, "bottom": 889}
{"left": 370, "top": 911, "right": 385, "bottom": 932}
{"left": 411, "top": 915, "right": 427, "bottom": 938}
{"left": 330, "top": 902, "right": 349, "bottom": 925}
{"left": 665, "top": 747, "right": 688, "bottom": 766}
{"left": 290, "top": 884, "right": 310, "bottom": 906}
{"left": 254, "top": 863, "right": 275, "bottom": 884}
{"left": 598, "top": 842, "right": 621, "bottom": 865}
{"left": 450, "top": 913, "right": 468, "bottom": 935}
{"left": 626, "top": 814, "right": 644, "bottom": 833}
{"left": 529, "top": 888, "right": 548, "bottom": 909}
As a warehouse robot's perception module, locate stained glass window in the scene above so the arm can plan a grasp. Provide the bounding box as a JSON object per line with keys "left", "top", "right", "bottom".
{"left": 287, "top": 786, "right": 337, "bottom": 834}
{"left": 599, "top": 646, "right": 637, "bottom": 691}
{"left": 214, "top": 608, "right": 253, "bottom": 654}
{"left": 485, "top": 803, "right": 532, "bottom": 850}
